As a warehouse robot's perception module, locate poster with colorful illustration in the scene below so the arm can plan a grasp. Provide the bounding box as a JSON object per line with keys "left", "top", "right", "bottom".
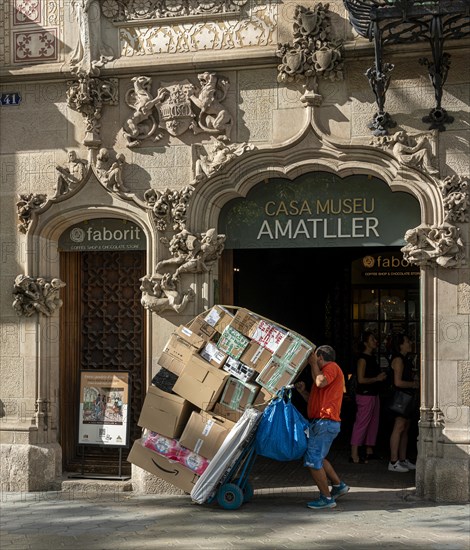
{"left": 78, "top": 371, "right": 130, "bottom": 447}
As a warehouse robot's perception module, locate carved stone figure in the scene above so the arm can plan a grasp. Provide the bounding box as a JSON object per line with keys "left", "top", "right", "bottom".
{"left": 190, "top": 72, "right": 233, "bottom": 139}
{"left": 12, "top": 275, "right": 66, "bottom": 317}
{"left": 401, "top": 223, "right": 465, "bottom": 268}
{"left": 144, "top": 186, "right": 193, "bottom": 232}
{"left": 373, "top": 130, "right": 439, "bottom": 176}
{"left": 66, "top": 75, "right": 119, "bottom": 147}
{"left": 140, "top": 273, "right": 194, "bottom": 315}
{"left": 194, "top": 137, "right": 255, "bottom": 184}
{"left": 438, "top": 175, "right": 469, "bottom": 223}
{"left": 103, "top": 154, "right": 128, "bottom": 193}
{"left": 70, "top": 0, "right": 114, "bottom": 76}
{"left": 122, "top": 73, "right": 233, "bottom": 146}
{"left": 54, "top": 151, "right": 88, "bottom": 197}
{"left": 17, "top": 193, "right": 48, "bottom": 234}
{"left": 123, "top": 76, "right": 165, "bottom": 147}
{"left": 276, "top": 4, "right": 344, "bottom": 105}
{"left": 174, "top": 228, "right": 226, "bottom": 276}
{"left": 155, "top": 227, "right": 225, "bottom": 277}
{"left": 155, "top": 229, "right": 200, "bottom": 274}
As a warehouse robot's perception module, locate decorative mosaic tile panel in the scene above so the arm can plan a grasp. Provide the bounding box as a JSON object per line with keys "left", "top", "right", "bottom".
{"left": 14, "top": 0, "right": 42, "bottom": 25}
{"left": 13, "top": 28, "right": 58, "bottom": 63}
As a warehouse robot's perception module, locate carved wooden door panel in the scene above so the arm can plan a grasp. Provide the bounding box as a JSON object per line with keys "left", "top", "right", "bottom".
{"left": 60, "top": 251, "right": 146, "bottom": 474}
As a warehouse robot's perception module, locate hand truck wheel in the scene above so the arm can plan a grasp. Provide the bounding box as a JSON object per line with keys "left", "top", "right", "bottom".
{"left": 217, "top": 483, "right": 244, "bottom": 510}
{"left": 232, "top": 478, "right": 254, "bottom": 503}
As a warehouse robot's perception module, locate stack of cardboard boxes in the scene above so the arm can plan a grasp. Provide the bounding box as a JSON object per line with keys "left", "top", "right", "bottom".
{"left": 128, "top": 306, "right": 314, "bottom": 493}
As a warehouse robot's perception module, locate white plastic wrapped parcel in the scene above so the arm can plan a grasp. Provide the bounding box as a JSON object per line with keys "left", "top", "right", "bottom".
{"left": 190, "top": 407, "right": 262, "bottom": 504}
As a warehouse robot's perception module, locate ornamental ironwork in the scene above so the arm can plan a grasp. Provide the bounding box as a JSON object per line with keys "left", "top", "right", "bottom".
{"left": 343, "top": 0, "right": 470, "bottom": 134}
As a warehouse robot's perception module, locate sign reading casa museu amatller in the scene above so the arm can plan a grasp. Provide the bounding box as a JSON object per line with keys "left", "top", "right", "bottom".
{"left": 218, "top": 173, "right": 421, "bottom": 249}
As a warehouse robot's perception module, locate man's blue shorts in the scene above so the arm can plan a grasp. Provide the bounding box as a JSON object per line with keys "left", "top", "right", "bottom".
{"left": 304, "top": 418, "right": 341, "bottom": 470}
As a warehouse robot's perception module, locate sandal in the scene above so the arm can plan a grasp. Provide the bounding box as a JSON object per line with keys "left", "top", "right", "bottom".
{"left": 349, "top": 456, "right": 368, "bottom": 464}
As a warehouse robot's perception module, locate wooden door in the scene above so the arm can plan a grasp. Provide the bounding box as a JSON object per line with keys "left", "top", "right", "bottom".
{"left": 60, "top": 251, "right": 146, "bottom": 474}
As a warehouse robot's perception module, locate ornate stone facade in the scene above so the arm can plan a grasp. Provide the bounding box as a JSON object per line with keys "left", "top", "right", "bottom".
{"left": 1, "top": 1, "right": 469, "bottom": 504}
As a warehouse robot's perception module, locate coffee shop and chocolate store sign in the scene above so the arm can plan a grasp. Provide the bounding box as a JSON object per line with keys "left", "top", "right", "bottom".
{"left": 219, "top": 173, "right": 421, "bottom": 249}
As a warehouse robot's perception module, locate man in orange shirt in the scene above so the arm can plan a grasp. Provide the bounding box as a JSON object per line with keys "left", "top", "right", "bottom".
{"left": 296, "top": 345, "right": 349, "bottom": 509}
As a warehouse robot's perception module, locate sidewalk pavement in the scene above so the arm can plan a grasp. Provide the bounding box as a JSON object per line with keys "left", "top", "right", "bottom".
{"left": 1, "top": 455, "right": 469, "bottom": 550}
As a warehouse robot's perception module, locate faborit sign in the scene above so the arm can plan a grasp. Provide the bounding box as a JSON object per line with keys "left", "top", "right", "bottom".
{"left": 59, "top": 219, "right": 145, "bottom": 251}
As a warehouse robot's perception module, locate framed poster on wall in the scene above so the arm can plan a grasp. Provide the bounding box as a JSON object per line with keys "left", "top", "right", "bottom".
{"left": 78, "top": 370, "right": 130, "bottom": 448}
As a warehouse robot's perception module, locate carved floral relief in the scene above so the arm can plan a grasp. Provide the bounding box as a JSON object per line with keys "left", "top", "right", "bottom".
{"left": 438, "top": 175, "right": 469, "bottom": 223}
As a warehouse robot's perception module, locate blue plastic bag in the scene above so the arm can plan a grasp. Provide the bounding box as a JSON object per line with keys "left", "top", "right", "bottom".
{"left": 255, "top": 387, "right": 309, "bottom": 461}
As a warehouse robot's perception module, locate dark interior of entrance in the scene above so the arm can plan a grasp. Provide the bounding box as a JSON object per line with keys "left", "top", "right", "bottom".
{"left": 231, "top": 246, "right": 420, "bottom": 460}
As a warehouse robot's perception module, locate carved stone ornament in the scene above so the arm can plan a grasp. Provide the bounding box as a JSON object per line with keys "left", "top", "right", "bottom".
{"left": 122, "top": 72, "right": 233, "bottom": 147}
{"left": 141, "top": 226, "right": 225, "bottom": 315}
{"left": 17, "top": 193, "right": 48, "bottom": 234}
{"left": 276, "top": 3, "right": 344, "bottom": 105}
{"left": 156, "top": 228, "right": 226, "bottom": 277}
{"left": 193, "top": 137, "right": 255, "bottom": 184}
{"left": 12, "top": 275, "right": 66, "bottom": 317}
{"left": 54, "top": 151, "right": 88, "bottom": 198}
{"left": 66, "top": 75, "right": 119, "bottom": 147}
{"left": 144, "top": 185, "right": 194, "bottom": 232}
{"left": 401, "top": 223, "right": 466, "bottom": 269}
{"left": 140, "top": 273, "right": 195, "bottom": 315}
{"left": 371, "top": 130, "right": 439, "bottom": 176}
{"left": 100, "top": 0, "right": 249, "bottom": 22}
{"left": 93, "top": 147, "right": 130, "bottom": 194}
{"left": 438, "top": 175, "right": 469, "bottom": 223}
{"left": 70, "top": 0, "right": 114, "bottom": 76}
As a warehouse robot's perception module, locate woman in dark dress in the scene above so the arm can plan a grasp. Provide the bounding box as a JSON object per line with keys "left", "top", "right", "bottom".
{"left": 388, "top": 333, "right": 419, "bottom": 472}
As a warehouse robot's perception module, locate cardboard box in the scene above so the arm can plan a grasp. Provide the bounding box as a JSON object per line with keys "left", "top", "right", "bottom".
{"left": 219, "top": 376, "right": 260, "bottom": 412}
{"left": 241, "top": 341, "right": 273, "bottom": 373}
{"left": 256, "top": 356, "right": 297, "bottom": 394}
{"left": 223, "top": 356, "right": 256, "bottom": 383}
{"left": 217, "top": 325, "right": 250, "bottom": 359}
{"left": 249, "top": 319, "right": 287, "bottom": 353}
{"left": 274, "top": 332, "right": 314, "bottom": 371}
{"left": 173, "top": 353, "right": 230, "bottom": 410}
{"left": 174, "top": 325, "right": 205, "bottom": 350}
{"left": 163, "top": 334, "right": 200, "bottom": 369}
{"left": 188, "top": 316, "right": 218, "bottom": 341}
{"left": 179, "top": 411, "right": 235, "bottom": 460}
{"left": 203, "top": 305, "right": 234, "bottom": 333}
{"left": 229, "top": 308, "right": 260, "bottom": 338}
{"left": 157, "top": 350, "right": 186, "bottom": 377}
{"left": 137, "top": 386, "right": 195, "bottom": 438}
{"left": 212, "top": 402, "right": 243, "bottom": 423}
{"left": 199, "top": 342, "right": 227, "bottom": 369}
{"left": 127, "top": 439, "right": 199, "bottom": 493}
{"left": 251, "top": 386, "right": 272, "bottom": 411}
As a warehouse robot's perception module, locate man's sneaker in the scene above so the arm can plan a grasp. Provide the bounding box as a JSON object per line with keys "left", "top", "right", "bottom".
{"left": 400, "top": 459, "right": 416, "bottom": 470}
{"left": 307, "top": 494, "right": 337, "bottom": 509}
{"left": 330, "top": 481, "right": 350, "bottom": 500}
{"left": 388, "top": 460, "right": 409, "bottom": 472}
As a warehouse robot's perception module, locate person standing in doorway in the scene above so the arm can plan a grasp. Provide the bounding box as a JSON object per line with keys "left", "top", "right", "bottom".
{"left": 295, "top": 345, "right": 349, "bottom": 510}
{"left": 388, "top": 333, "right": 419, "bottom": 472}
{"left": 350, "top": 331, "right": 387, "bottom": 463}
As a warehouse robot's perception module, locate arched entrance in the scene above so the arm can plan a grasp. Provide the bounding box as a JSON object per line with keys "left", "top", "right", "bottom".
{"left": 218, "top": 172, "right": 421, "bottom": 462}
{"left": 58, "top": 219, "right": 147, "bottom": 474}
